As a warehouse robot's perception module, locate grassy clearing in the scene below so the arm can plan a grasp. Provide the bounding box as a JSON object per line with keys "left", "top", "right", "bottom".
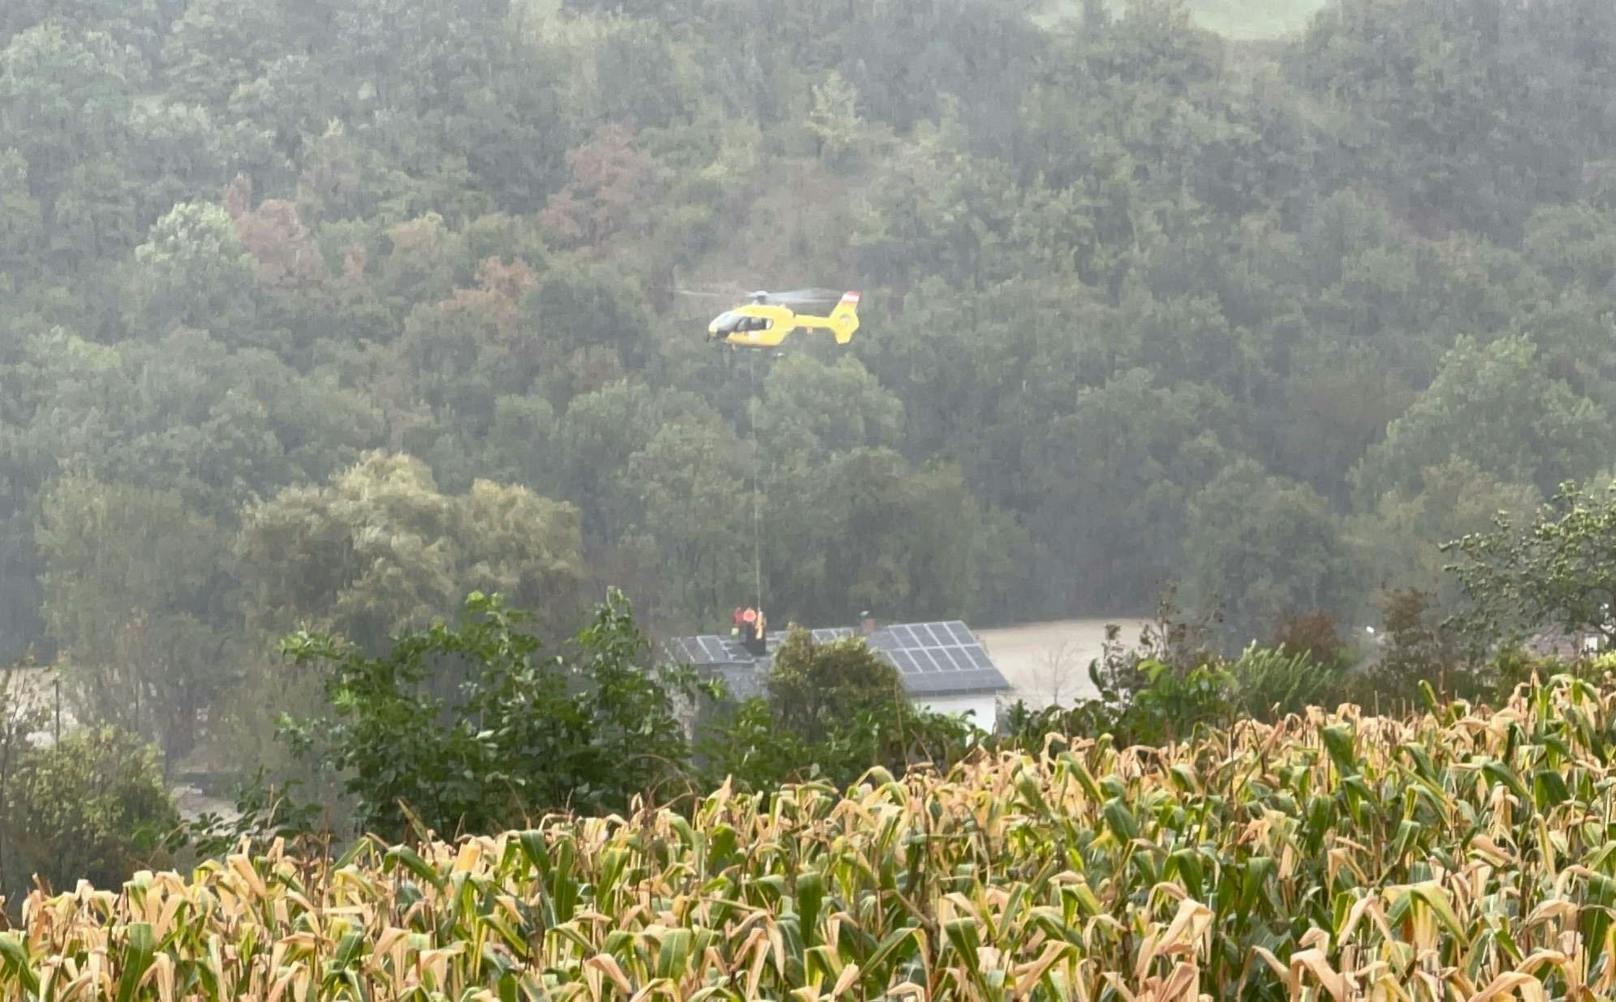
{"left": 5, "top": 675, "right": 1616, "bottom": 998}
{"left": 1189, "top": 0, "right": 1324, "bottom": 39}
{"left": 1039, "top": 0, "right": 1326, "bottom": 39}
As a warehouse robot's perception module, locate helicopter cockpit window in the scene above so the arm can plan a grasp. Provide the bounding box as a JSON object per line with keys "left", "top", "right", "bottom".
{"left": 714, "top": 311, "right": 742, "bottom": 333}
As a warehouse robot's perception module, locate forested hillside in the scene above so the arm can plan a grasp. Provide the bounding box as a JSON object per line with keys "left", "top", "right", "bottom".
{"left": 3, "top": 0, "right": 1616, "bottom": 767}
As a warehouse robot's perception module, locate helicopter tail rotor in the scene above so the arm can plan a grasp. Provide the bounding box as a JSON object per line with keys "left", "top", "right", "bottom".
{"left": 828, "top": 291, "right": 861, "bottom": 344}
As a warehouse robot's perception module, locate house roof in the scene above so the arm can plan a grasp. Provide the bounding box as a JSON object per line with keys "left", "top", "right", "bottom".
{"left": 665, "top": 620, "right": 1012, "bottom": 698}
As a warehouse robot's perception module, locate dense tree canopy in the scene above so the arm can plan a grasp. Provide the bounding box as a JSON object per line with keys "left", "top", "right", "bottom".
{"left": 1, "top": 0, "right": 1613, "bottom": 773}
{"left": 239, "top": 451, "right": 583, "bottom": 647}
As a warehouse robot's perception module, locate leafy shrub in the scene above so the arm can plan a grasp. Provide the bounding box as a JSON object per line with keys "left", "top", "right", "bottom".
{"left": 765, "top": 627, "right": 907, "bottom": 742}
{"left": 164, "top": 769, "right": 324, "bottom": 863}
{"left": 1337, "top": 588, "right": 1487, "bottom": 713}
{"left": 697, "top": 627, "right": 979, "bottom": 790}
{"left": 1054, "top": 609, "right": 1235, "bottom": 745}
{"left": 1226, "top": 644, "right": 1341, "bottom": 719}
{"left": 1125, "top": 656, "right": 1234, "bottom": 744}
{"left": 1443, "top": 481, "right": 1616, "bottom": 648}
{"left": 279, "top": 590, "right": 701, "bottom": 840}
{"left": 694, "top": 696, "right": 814, "bottom": 792}
{"left": 6, "top": 726, "right": 176, "bottom": 893}
{"left": 1003, "top": 612, "right": 1348, "bottom": 748}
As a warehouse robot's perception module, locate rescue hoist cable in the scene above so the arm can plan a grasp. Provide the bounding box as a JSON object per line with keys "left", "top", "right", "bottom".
{"left": 748, "top": 349, "right": 764, "bottom": 615}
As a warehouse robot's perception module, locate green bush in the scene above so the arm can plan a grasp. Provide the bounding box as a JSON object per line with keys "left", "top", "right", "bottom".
{"left": 1000, "top": 614, "right": 1350, "bottom": 749}
{"left": 1226, "top": 644, "right": 1341, "bottom": 719}
{"left": 279, "top": 590, "right": 702, "bottom": 840}
{"left": 1336, "top": 589, "right": 1489, "bottom": 713}
{"left": 697, "top": 627, "right": 978, "bottom": 791}
{"left": 6, "top": 727, "right": 176, "bottom": 893}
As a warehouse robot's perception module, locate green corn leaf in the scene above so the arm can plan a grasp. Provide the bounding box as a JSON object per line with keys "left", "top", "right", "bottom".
{"left": 1102, "top": 799, "right": 1138, "bottom": 843}
{"left": 114, "top": 922, "right": 156, "bottom": 1002}
{"left": 387, "top": 845, "right": 445, "bottom": 891}
{"left": 1480, "top": 759, "right": 1531, "bottom": 803}
{"left": 1533, "top": 769, "right": 1570, "bottom": 810}
{"left": 1167, "top": 848, "right": 1204, "bottom": 900}
{"left": 1061, "top": 754, "right": 1103, "bottom": 802}
{"left": 1321, "top": 725, "right": 1358, "bottom": 778}
{"left": 655, "top": 928, "right": 694, "bottom": 981}
{"left": 1408, "top": 883, "right": 1466, "bottom": 940}
{"left": 0, "top": 934, "right": 38, "bottom": 996}
{"left": 943, "top": 918, "right": 982, "bottom": 972}
{"left": 863, "top": 927, "right": 922, "bottom": 979}
{"left": 1390, "top": 819, "right": 1422, "bottom": 863}
{"left": 796, "top": 870, "right": 826, "bottom": 945}
{"left": 1241, "top": 857, "right": 1277, "bottom": 916}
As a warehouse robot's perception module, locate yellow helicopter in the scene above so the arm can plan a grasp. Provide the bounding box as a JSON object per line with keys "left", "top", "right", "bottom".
{"left": 694, "top": 288, "right": 862, "bottom": 349}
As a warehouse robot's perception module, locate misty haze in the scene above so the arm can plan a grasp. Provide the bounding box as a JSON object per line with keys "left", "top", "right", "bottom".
{"left": 1, "top": 0, "right": 1614, "bottom": 995}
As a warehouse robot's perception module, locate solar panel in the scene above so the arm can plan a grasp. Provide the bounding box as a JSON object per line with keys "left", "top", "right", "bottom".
{"left": 864, "top": 621, "right": 1001, "bottom": 679}
{"left": 666, "top": 619, "right": 1009, "bottom": 695}
{"left": 665, "top": 633, "right": 769, "bottom": 666}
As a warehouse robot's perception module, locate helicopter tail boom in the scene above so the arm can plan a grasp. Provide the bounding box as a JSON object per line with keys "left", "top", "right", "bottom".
{"left": 790, "top": 291, "right": 860, "bottom": 344}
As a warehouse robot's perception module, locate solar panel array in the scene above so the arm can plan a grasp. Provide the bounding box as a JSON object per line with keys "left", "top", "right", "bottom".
{"left": 665, "top": 620, "right": 1010, "bottom": 696}
{"left": 869, "top": 621, "right": 997, "bottom": 674}
{"left": 668, "top": 634, "right": 752, "bottom": 666}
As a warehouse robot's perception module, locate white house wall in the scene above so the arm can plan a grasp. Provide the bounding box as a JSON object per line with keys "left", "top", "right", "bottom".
{"left": 914, "top": 693, "right": 1000, "bottom": 733}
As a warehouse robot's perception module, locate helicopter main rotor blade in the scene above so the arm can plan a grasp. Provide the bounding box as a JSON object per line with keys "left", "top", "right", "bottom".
{"left": 764, "top": 287, "right": 842, "bottom": 305}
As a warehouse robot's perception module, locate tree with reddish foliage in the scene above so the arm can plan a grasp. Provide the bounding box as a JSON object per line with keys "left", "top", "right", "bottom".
{"left": 1270, "top": 611, "right": 1349, "bottom": 670}
{"left": 540, "top": 125, "right": 663, "bottom": 249}
{"left": 225, "top": 176, "right": 326, "bottom": 290}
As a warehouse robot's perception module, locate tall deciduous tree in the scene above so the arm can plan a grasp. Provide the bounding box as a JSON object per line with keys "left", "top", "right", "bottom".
{"left": 37, "top": 474, "right": 236, "bottom": 763}
{"left": 1185, "top": 459, "right": 1358, "bottom": 645}
{"left": 123, "top": 201, "right": 259, "bottom": 340}
{"left": 765, "top": 448, "right": 1023, "bottom": 627}
{"left": 1352, "top": 336, "right": 1606, "bottom": 502}
{"left": 619, "top": 416, "right": 752, "bottom": 629}
{"left": 1444, "top": 480, "right": 1616, "bottom": 647}
{"left": 239, "top": 452, "right": 582, "bottom": 648}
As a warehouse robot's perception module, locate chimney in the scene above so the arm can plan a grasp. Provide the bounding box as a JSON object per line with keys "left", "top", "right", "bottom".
{"left": 859, "top": 610, "right": 876, "bottom": 636}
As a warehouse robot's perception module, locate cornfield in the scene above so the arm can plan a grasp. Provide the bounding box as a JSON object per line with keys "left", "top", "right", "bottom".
{"left": 9, "top": 676, "right": 1616, "bottom": 999}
